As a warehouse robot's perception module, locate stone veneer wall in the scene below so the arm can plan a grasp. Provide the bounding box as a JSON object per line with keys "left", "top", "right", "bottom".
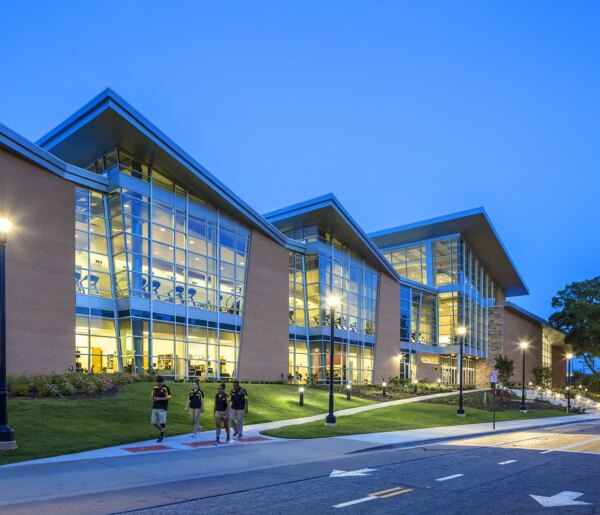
{"left": 476, "top": 306, "right": 504, "bottom": 388}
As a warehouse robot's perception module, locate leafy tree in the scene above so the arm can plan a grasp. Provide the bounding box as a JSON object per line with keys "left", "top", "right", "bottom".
{"left": 532, "top": 366, "right": 552, "bottom": 389}
{"left": 494, "top": 355, "right": 515, "bottom": 385}
{"left": 550, "top": 277, "right": 600, "bottom": 377}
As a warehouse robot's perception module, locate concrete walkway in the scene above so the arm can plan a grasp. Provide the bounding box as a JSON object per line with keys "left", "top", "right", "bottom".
{"left": 3, "top": 388, "right": 484, "bottom": 467}
{"left": 1, "top": 411, "right": 599, "bottom": 510}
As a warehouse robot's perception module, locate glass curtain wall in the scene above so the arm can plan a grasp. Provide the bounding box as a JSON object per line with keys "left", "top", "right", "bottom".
{"left": 75, "top": 188, "right": 119, "bottom": 372}
{"left": 399, "top": 285, "right": 438, "bottom": 345}
{"left": 433, "top": 237, "right": 495, "bottom": 356}
{"left": 383, "top": 244, "right": 427, "bottom": 284}
{"left": 75, "top": 149, "right": 250, "bottom": 379}
{"left": 285, "top": 228, "right": 379, "bottom": 384}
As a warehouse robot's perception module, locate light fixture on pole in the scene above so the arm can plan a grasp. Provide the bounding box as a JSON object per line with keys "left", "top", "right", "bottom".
{"left": 298, "top": 386, "right": 304, "bottom": 406}
{"left": 456, "top": 326, "right": 467, "bottom": 417}
{"left": 0, "top": 217, "right": 16, "bottom": 450}
{"left": 382, "top": 380, "right": 387, "bottom": 396}
{"left": 325, "top": 294, "right": 340, "bottom": 427}
{"left": 519, "top": 341, "right": 529, "bottom": 413}
{"left": 346, "top": 383, "right": 351, "bottom": 401}
{"left": 566, "top": 352, "right": 573, "bottom": 413}
{"left": 397, "top": 353, "right": 404, "bottom": 378}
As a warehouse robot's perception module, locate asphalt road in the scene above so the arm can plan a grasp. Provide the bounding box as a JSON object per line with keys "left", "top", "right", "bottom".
{"left": 128, "top": 421, "right": 600, "bottom": 515}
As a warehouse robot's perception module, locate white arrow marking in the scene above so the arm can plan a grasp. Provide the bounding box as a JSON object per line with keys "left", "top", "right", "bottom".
{"left": 498, "top": 460, "right": 517, "bottom": 465}
{"left": 530, "top": 491, "right": 592, "bottom": 507}
{"left": 330, "top": 468, "right": 377, "bottom": 477}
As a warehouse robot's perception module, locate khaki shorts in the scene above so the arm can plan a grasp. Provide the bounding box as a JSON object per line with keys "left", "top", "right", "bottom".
{"left": 151, "top": 408, "right": 167, "bottom": 425}
{"left": 214, "top": 410, "right": 229, "bottom": 426}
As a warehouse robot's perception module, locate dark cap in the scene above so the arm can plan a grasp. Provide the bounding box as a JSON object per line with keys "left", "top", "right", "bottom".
{"left": 155, "top": 375, "right": 165, "bottom": 383}
{"left": 218, "top": 383, "right": 226, "bottom": 389}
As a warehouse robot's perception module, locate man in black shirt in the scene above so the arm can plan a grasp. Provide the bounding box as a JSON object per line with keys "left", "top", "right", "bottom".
{"left": 213, "top": 383, "right": 230, "bottom": 445}
{"left": 230, "top": 380, "right": 248, "bottom": 440}
{"left": 151, "top": 376, "right": 171, "bottom": 442}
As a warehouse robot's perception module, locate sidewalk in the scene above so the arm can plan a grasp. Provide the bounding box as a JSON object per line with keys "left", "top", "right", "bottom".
{"left": 1, "top": 411, "right": 598, "bottom": 508}
{"left": 3, "top": 388, "right": 484, "bottom": 467}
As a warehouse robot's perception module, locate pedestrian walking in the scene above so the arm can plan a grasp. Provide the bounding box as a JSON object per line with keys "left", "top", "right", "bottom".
{"left": 185, "top": 380, "right": 204, "bottom": 436}
{"left": 230, "top": 380, "right": 248, "bottom": 440}
{"left": 213, "top": 383, "right": 230, "bottom": 445}
{"left": 150, "top": 375, "right": 171, "bottom": 442}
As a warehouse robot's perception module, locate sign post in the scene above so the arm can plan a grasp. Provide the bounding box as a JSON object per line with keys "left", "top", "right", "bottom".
{"left": 490, "top": 372, "right": 498, "bottom": 430}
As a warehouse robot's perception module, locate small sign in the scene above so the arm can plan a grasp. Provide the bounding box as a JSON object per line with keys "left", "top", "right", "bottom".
{"left": 490, "top": 372, "right": 498, "bottom": 383}
{"left": 420, "top": 355, "right": 439, "bottom": 364}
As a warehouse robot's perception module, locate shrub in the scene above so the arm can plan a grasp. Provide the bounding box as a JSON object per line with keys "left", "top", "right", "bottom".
{"left": 32, "top": 376, "right": 61, "bottom": 397}
{"left": 79, "top": 378, "right": 99, "bottom": 395}
{"left": 8, "top": 375, "right": 33, "bottom": 396}
{"left": 59, "top": 381, "right": 77, "bottom": 396}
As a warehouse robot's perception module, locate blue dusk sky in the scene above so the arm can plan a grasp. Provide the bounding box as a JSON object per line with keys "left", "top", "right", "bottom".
{"left": 1, "top": 1, "right": 598, "bottom": 321}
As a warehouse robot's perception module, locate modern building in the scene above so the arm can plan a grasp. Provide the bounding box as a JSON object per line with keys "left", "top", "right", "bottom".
{"left": 0, "top": 89, "right": 569, "bottom": 387}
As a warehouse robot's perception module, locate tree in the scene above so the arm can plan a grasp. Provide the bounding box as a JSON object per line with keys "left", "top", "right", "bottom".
{"left": 494, "top": 355, "right": 515, "bottom": 385}
{"left": 549, "top": 276, "right": 600, "bottom": 377}
{"left": 532, "top": 366, "right": 552, "bottom": 389}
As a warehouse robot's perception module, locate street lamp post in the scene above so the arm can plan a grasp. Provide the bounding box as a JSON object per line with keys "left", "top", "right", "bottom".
{"left": 397, "top": 353, "right": 404, "bottom": 378}
{"left": 457, "top": 326, "right": 466, "bottom": 417}
{"left": 0, "top": 218, "right": 16, "bottom": 450}
{"left": 519, "top": 341, "right": 529, "bottom": 413}
{"left": 566, "top": 352, "right": 573, "bottom": 413}
{"left": 325, "top": 295, "right": 340, "bottom": 427}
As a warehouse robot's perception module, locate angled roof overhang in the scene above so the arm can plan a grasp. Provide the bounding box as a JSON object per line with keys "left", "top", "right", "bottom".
{"left": 36, "top": 89, "right": 286, "bottom": 245}
{"left": 369, "top": 208, "right": 529, "bottom": 297}
{"left": 0, "top": 123, "right": 107, "bottom": 190}
{"left": 264, "top": 194, "right": 400, "bottom": 279}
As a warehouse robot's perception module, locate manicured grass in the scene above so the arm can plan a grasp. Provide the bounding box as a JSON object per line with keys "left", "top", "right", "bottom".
{"left": 0, "top": 383, "right": 374, "bottom": 465}
{"left": 263, "top": 401, "right": 571, "bottom": 439}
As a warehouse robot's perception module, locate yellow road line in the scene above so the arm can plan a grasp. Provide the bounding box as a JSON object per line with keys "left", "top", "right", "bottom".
{"left": 378, "top": 488, "right": 413, "bottom": 499}
{"left": 369, "top": 487, "right": 403, "bottom": 496}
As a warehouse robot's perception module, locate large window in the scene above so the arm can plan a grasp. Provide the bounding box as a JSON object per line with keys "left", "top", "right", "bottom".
{"left": 287, "top": 227, "right": 380, "bottom": 384}
{"left": 383, "top": 244, "right": 427, "bottom": 284}
{"left": 75, "top": 149, "right": 251, "bottom": 378}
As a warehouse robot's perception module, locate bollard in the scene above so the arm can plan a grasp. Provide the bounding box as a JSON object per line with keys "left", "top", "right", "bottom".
{"left": 299, "top": 386, "right": 304, "bottom": 406}
{"left": 382, "top": 381, "right": 387, "bottom": 396}
{"left": 346, "top": 383, "right": 351, "bottom": 401}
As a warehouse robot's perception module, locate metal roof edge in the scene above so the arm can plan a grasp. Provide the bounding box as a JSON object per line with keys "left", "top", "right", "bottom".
{"left": 265, "top": 193, "right": 401, "bottom": 280}
{"left": 368, "top": 207, "right": 488, "bottom": 238}
{"left": 0, "top": 122, "right": 108, "bottom": 191}
{"left": 36, "top": 89, "right": 287, "bottom": 246}
{"left": 503, "top": 301, "right": 549, "bottom": 327}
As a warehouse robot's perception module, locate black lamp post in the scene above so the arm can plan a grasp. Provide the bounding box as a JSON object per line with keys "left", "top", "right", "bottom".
{"left": 457, "top": 326, "right": 466, "bottom": 417}
{"left": 346, "top": 383, "right": 351, "bottom": 401}
{"left": 519, "top": 341, "right": 529, "bottom": 413}
{"left": 566, "top": 352, "right": 573, "bottom": 413}
{"left": 299, "top": 386, "right": 304, "bottom": 406}
{"left": 0, "top": 218, "right": 16, "bottom": 450}
{"left": 325, "top": 295, "right": 339, "bottom": 426}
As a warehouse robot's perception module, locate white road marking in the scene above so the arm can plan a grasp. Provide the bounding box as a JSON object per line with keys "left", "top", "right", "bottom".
{"left": 333, "top": 496, "right": 378, "bottom": 508}
{"left": 330, "top": 468, "right": 377, "bottom": 477}
{"left": 498, "top": 460, "right": 517, "bottom": 465}
{"left": 540, "top": 435, "right": 600, "bottom": 454}
{"left": 530, "top": 491, "right": 592, "bottom": 507}
{"left": 436, "top": 474, "right": 464, "bottom": 481}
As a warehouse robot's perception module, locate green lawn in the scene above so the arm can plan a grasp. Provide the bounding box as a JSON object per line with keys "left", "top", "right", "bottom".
{"left": 0, "top": 383, "right": 374, "bottom": 466}
{"left": 263, "top": 401, "right": 570, "bottom": 439}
